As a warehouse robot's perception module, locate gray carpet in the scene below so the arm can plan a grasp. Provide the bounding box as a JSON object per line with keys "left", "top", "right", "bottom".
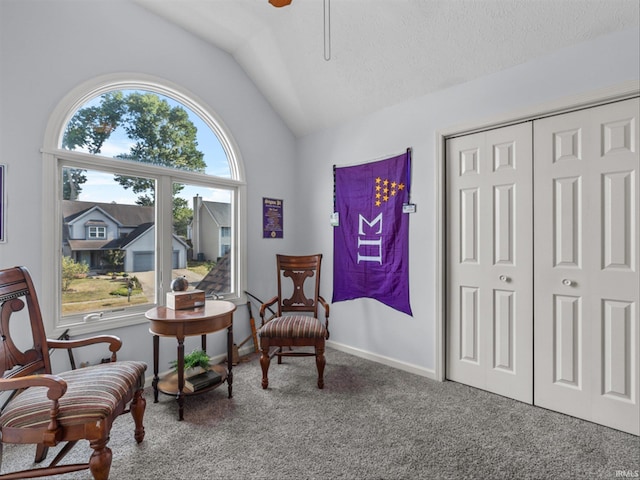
{"left": 1, "top": 348, "right": 638, "bottom": 479}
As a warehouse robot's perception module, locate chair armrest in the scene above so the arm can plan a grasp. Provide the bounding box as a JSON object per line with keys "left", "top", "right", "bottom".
{"left": 318, "top": 296, "right": 330, "bottom": 339}
{"left": 47, "top": 335, "right": 122, "bottom": 363}
{"left": 259, "top": 296, "right": 279, "bottom": 322}
{"left": 318, "top": 296, "right": 330, "bottom": 318}
{"left": 0, "top": 374, "right": 67, "bottom": 400}
{"left": 0, "top": 374, "right": 67, "bottom": 438}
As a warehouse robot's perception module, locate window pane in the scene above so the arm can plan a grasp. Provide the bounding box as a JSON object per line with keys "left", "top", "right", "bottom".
{"left": 61, "top": 166, "right": 156, "bottom": 319}
{"left": 173, "top": 183, "right": 233, "bottom": 298}
{"left": 62, "top": 90, "right": 231, "bottom": 178}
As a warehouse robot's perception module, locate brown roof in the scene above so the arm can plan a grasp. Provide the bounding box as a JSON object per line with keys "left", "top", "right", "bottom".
{"left": 196, "top": 252, "right": 231, "bottom": 295}
{"left": 62, "top": 200, "right": 154, "bottom": 226}
{"left": 68, "top": 239, "right": 112, "bottom": 250}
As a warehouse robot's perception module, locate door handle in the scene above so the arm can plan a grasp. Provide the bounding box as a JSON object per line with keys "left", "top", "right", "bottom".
{"left": 562, "top": 279, "right": 574, "bottom": 287}
{"left": 499, "top": 275, "right": 510, "bottom": 283}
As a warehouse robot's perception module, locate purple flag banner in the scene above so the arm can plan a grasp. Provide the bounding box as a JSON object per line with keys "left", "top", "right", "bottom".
{"left": 333, "top": 152, "right": 412, "bottom": 316}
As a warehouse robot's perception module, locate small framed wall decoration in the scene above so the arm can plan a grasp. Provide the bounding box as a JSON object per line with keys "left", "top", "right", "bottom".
{"left": 0, "top": 164, "right": 5, "bottom": 242}
{"left": 263, "top": 197, "right": 283, "bottom": 238}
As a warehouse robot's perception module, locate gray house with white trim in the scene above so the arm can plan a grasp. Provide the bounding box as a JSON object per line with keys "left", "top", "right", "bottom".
{"left": 62, "top": 200, "right": 188, "bottom": 272}
{"left": 188, "top": 196, "right": 231, "bottom": 263}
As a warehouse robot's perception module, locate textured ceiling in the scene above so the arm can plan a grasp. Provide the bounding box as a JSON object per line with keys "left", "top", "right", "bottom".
{"left": 135, "top": 0, "right": 639, "bottom": 137}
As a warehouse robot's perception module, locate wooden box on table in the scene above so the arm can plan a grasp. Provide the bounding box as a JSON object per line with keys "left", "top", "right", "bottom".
{"left": 166, "top": 290, "right": 205, "bottom": 310}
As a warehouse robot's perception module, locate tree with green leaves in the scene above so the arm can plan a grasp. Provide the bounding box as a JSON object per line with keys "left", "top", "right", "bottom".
{"left": 102, "top": 249, "right": 126, "bottom": 271}
{"left": 112, "top": 93, "right": 205, "bottom": 212}
{"left": 62, "top": 91, "right": 127, "bottom": 200}
{"left": 63, "top": 91, "right": 126, "bottom": 155}
{"left": 61, "top": 91, "right": 204, "bottom": 236}
{"left": 172, "top": 195, "right": 193, "bottom": 238}
{"left": 61, "top": 256, "right": 89, "bottom": 291}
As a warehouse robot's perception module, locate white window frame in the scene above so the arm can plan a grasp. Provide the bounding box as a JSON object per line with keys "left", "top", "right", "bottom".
{"left": 41, "top": 73, "right": 247, "bottom": 336}
{"left": 87, "top": 226, "right": 107, "bottom": 239}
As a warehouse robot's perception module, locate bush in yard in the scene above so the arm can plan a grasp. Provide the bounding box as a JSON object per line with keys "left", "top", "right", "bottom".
{"left": 61, "top": 257, "right": 89, "bottom": 291}
{"left": 110, "top": 285, "right": 141, "bottom": 296}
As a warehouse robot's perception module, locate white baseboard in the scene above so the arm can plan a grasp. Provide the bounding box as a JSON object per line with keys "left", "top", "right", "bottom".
{"left": 143, "top": 342, "right": 437, "bottom": 387}
{"left": 326, "top": 340, "right": 438, "bottom": 381}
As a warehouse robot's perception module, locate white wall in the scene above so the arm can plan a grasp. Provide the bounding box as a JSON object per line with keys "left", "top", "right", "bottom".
{"left": 297, "top": 27, "right": 640, "bottom": 377}
{"left": 0, "top": 0, "right": 298, "bottom": 371}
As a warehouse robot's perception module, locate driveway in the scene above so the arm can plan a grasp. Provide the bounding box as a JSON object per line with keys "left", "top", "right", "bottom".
{"left": 133, "top": 269, "right": 204, "bottom": 303}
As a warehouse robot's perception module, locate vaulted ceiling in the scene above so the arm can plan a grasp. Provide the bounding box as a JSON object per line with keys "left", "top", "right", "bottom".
{"left": 135, "top": 0, "right": 639, "bottom": 137}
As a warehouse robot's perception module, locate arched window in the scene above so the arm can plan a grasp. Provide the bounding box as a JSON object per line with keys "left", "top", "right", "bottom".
{"left": 42, "top": 75, "right": 246, "bottom": 334}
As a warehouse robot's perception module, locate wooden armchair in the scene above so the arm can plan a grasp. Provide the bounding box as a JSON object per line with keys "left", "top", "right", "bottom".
{"left": 0, "top": 266, "right": 147, "bottom": 479}
{"left": 258, "top": 254, "right": 329, "bottom": 389}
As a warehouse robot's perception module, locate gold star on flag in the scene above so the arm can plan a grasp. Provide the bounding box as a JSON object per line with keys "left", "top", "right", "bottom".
{"left": 373, "top": 177, "right": 405, "bottom": 207}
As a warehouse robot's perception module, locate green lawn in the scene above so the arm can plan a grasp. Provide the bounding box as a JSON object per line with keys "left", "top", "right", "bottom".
{"left": 187, "top": 261, "right": 215, "bottom": 277}
{"left": 62, "top": 263, "right": 213, "bottom": 315}
{"left": 62, "top": 276, "right": 149, "bottom": 314}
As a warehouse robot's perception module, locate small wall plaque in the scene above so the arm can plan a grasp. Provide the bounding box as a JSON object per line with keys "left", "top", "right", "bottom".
{"left": 263, "top": 197, "right": 283, "bottom": 238}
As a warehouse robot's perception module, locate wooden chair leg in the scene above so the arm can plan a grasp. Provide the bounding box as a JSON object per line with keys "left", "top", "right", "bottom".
{"left": 130, "top": 388, "right": 146, "bottom": 444}
{"left": 260, "top": 343, "right": 271, "bottom": 389}
{"left": 34, "top": 443, "right": 48, "bottom": 463}
{"left": 315, "top": 344, "right": 325, "bottom": 389}
{"left": 88, "top": 438, "right": 112, "bottom": 480}
{"left": 277, "top": 346, "right": 283, "bottom": 364}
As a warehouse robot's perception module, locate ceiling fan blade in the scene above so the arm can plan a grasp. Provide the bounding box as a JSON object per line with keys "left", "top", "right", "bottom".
{"left": 269, "top": 0, "right": 292, "bottom": 7}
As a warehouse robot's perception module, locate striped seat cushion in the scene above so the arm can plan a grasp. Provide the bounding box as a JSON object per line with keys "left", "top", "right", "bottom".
{"left": 259, "top": 315, "right": 327, "bottom": 339}
{"left": 0, "top": 361, "right": 147, "bottom": 429}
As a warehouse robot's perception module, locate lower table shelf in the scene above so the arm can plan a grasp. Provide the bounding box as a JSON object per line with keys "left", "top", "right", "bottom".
{"left": 157, "top": 364, "right": 228, "bottom": 396}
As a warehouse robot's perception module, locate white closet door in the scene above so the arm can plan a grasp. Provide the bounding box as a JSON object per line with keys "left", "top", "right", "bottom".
{"left": 534, "top": 98, "right": 639, "bottom": 435}
{"left": 446, "top": 122, "right": 533, "bottom": 403}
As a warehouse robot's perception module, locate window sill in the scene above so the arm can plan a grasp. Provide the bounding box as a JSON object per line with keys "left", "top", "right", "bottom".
{"left": 51, "top": 295, "right": 246, "bottom": 337}
{"left": 51, "top": 312, "right": 150, "bottom": 337}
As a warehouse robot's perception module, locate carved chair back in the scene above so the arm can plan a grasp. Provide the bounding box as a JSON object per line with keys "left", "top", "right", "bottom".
{"left": 275, "top": 254, "right": 322, "bottom": 318}
{"left": 0, "top": 266, "right": 51, "bottom": 381}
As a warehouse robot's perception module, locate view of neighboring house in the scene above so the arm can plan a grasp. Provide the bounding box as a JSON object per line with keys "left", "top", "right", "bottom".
{"left": 188, "top": 196, "right": 231, "bottom": 263}
{"left": 62, "top": 200, "right": 189, "bottom": 273}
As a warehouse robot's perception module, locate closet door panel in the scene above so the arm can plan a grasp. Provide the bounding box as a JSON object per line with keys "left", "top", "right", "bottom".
{"left": 534, "top": 98, "right": 639, "bottom": 435}
{"left": 447, "top": 123, "right": 533, "bottom": 403}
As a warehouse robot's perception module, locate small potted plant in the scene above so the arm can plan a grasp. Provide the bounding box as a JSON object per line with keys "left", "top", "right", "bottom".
{"left": 170, "top": 349, "right": 211, "bottom": 378}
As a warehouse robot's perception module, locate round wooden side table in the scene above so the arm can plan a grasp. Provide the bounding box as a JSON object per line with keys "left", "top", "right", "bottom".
{"left": 145, "top": 300, "right": 236, "bottom": 421}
